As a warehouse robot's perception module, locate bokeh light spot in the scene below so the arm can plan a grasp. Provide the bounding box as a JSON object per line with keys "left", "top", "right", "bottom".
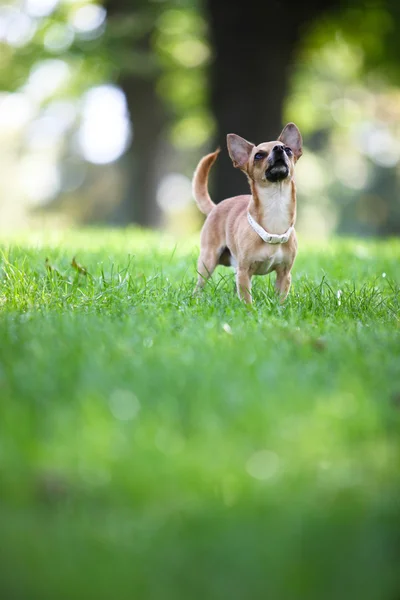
{"left": 157, "top": 174, "right": 192, "bottom": 212}
{"left": 109, "top": 389, "right": 140, "bottom": 421}
{"left": 78, "top": 85, "right": 131, "bottom": 164}
{"left": 246, "top": 450, "right": 280, "bottom": 481}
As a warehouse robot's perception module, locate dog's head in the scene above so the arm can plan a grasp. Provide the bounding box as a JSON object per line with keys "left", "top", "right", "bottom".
{"left": 227, "top": 123, "right": 302, "bottom": 185}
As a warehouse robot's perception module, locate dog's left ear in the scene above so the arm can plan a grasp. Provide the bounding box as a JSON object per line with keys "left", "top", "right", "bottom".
{"left": 227, "top": 134, "right": 254, "bottom": 169}
{"left": 279, "top": 123, "right": 302, "bottom": 160}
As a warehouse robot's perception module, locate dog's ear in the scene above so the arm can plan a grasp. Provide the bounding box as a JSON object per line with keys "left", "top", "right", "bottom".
{"left": 227, "top": 134, "right": 254, "bottom": 169}
{"left": 279, "top": 123, "right": 302, "bottom": 160}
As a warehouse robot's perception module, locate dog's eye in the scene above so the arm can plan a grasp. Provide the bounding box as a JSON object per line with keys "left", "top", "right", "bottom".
{"left": 284, "top": 146, "right": 293, "bottom": 156}
{"left": 254, "top": 152, "right": 266, "bottom": 160}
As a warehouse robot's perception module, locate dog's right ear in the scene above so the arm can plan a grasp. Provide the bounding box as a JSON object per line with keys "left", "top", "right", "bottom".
{"left": 227, "top": 134, "right": 254, "bottom": 169}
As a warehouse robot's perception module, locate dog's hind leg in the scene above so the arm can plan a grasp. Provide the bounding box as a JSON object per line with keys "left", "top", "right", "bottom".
{"left": 194, "top": 251, "right": 218, "bottom": 294}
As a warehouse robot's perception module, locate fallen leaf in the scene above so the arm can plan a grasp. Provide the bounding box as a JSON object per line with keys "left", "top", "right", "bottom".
{"left": 71, "top": 256, "right": 89, "bottom": 276}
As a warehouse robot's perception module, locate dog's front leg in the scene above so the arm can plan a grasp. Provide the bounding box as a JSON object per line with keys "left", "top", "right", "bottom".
{"left": 236, "top": 267, "right": 252, "bottom": 304}
{"left": 275, "top": 266, "right": 292, "bottom": 303}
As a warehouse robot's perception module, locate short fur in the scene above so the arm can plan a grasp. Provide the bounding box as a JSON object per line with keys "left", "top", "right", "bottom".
{"left": 192, "top": 123, "right": 303, "bottom": 304}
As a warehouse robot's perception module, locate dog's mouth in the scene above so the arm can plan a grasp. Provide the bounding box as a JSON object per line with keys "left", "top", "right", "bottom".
{"left": 265, "top": 159, "right": 289, "bottom": 182}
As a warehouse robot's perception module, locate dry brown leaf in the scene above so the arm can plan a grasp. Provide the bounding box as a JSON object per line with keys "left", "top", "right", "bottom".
{"left": 71, "top": 256, "right": 88, "bottom": 276}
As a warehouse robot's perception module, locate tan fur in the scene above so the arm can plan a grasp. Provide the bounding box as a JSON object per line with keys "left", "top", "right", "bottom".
{"left": 192, "top": 123, "right": 302, "bottom": 304}
{"left": 192, "top": 149, "right": 220, "bottom": 215}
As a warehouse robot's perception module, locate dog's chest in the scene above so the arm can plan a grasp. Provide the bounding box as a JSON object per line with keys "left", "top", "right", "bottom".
{"left": 256, "top": 185, "right": 293, "bottom": 234}
{"left": 251, "top": 245, "right": 287, "bottom": 275}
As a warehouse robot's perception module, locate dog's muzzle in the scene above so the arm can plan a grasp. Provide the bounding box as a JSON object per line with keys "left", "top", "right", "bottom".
{"left": 265, "top": 146, "right": 289, "bottom": 182}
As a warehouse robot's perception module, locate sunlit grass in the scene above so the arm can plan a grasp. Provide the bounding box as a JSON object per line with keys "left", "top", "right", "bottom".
{"left": 0, "top": 230, "right": 399, "bottom": 600}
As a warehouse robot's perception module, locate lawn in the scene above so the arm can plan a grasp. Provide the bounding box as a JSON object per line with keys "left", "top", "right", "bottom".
{"left": 0, "top": 229, "right": 399, "bottom": 600}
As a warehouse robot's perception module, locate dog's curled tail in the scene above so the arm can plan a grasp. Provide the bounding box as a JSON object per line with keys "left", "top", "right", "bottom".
{"left": 192, "top": 148, "right": 220, "bottom": 215}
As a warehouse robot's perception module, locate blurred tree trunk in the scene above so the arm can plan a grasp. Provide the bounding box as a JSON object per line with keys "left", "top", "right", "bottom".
{"left": 117, "top": 70, "right": 166, "bottom": 226}
{"left": 207, "top": 0, "right": 339, "bottom": 201}
{"left": 106, "top": 2, "right": 166, "bottom": 227}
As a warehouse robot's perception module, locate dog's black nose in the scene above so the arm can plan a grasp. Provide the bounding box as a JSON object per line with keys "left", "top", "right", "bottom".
{"left": 273, "top": 145, "right": 284, "bottom": 154}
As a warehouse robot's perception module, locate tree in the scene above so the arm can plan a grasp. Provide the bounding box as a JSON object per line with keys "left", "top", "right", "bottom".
{"left": 206, "top": 0, "right": 340, "bottom": 202}
{"left": 105, "top": 0, "right": 167, "bottom": 227}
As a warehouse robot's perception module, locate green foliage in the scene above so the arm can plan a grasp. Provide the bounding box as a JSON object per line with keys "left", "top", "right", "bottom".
{"left": 286, "top": 1, "right": 400, "bottom": 236}
{"left": 153, "top": 4, "right": 213, "bottom": 147}
{"left": 0, "top": 1, "right": 111, "bottom": 94}
{"left": 2, "top": 0, "right": 400, "bottom": 233}
{"left": 0, "top": 230, "right": 399, "bottom": 599}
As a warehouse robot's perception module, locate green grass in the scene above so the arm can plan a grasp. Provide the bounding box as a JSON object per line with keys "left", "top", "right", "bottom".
{"left": 0, "top": 229, "right": 399, "bottom": 600}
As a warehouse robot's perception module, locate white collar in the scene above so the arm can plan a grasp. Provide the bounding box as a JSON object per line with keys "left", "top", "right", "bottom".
{"left": 247, "top": 212, "right": 294, "bottom": 244}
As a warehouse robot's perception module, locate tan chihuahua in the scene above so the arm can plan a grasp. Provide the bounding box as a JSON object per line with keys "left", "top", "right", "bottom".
{"left": 192, "top": 123, "right": 302, "bottom": 304}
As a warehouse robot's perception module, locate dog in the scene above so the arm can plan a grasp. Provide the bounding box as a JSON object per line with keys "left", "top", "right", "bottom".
{"left": 192, "top": 123, "right": 302, "bottom": 304}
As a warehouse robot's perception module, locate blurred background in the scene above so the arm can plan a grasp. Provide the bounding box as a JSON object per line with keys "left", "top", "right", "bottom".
{"left": 1, "top": 0, "right": 400, "bottom": 238}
